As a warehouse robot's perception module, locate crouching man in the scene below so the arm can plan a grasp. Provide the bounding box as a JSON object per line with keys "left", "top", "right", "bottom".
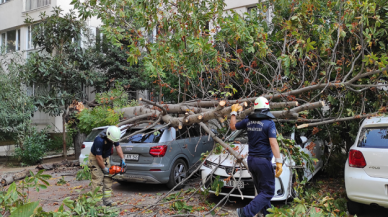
{"left": 88, "top": 126, "right": 126, "bottom": 206}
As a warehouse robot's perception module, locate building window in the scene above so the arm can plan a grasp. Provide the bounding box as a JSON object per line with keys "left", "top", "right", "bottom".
{"left": 0, "top": 29, "right": 21, "bottom": 53}
{"left": 25, "top": 0, "right": 51, "bottom": 11}
{"left": 0, "top": 33, "right": 5, "bottom": 53}
{"left": 27, "top": 24, "right": 40, "bottom": 49}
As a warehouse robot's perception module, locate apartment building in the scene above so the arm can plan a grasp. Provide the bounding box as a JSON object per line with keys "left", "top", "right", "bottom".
{"left": 0, "top": 0, "right": 102, "bottom": 132}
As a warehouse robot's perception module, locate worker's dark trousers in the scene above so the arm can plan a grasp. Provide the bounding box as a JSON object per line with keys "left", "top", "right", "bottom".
{"left": 243, "top": 156, "right": 275, "bottom": 217}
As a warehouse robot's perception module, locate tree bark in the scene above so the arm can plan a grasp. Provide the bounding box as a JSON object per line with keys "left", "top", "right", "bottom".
{"left": 62, "top": 112, "right": 67, "bottom": 158}
{"left": 1, "top": 170, "right": 31, "bottom": 186}
{"left": 74, "top": 132, "right": 86, "bottom": 160}
{"left": 118, "top": 100, "right": 325, "bottom": 128}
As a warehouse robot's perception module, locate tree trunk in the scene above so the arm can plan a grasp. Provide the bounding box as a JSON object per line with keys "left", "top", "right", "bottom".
{"left": 183, "top": 78, "right": 188, "bottom": 102}
{"left": 74, "top": 132, "right": 86, "bottom": 160}
{"left": 62, "top": 112, "right": 67, "bottom": 158}
{"left": 159, "top": 85, "right": 162, "bottom": 103}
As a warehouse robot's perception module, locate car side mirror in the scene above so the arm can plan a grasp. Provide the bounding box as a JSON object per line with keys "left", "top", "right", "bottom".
{"left": 300, "top": 136, "right": 308, "bottom": 144}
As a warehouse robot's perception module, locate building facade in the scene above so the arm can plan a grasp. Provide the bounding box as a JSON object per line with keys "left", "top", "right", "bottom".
{"left": 0, "top": 0, "right": 101, "bottom": 132}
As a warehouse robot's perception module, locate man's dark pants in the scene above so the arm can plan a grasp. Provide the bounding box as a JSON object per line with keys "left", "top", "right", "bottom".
{"left": 243, "top": 156, "right": 275, "bottom": 216}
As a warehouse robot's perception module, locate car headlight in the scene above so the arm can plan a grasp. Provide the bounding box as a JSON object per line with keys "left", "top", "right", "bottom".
{"left": 203, "top": 160, "right": 212, "bottom": 168}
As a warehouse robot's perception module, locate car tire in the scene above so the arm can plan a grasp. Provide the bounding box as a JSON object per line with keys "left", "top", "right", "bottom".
{"left": 166, "top": 159, "right": 188, "bottom": 190}
{"left": 347, "top": 199, "right": 363, "bottom": 215}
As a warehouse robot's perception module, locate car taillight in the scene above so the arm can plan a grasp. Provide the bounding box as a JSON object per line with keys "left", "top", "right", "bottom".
{"left": 81, "top": 143, "right": 85, "bottom": 149}
{"left": 349, "top": 150, "right": 367, "bottom": 168}
{"left": 149, "top": 145, "right": 168, "bottom": 157}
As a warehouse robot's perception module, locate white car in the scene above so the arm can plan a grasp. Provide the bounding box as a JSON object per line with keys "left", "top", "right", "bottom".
{"left": 79, "top": 125, "right": 130, "bottom": 165}
{"left": 345, "top": 116, "right": 388, "bottom": 215}
{"left": 201, "top": 129, "right": 325, "bottom": 201}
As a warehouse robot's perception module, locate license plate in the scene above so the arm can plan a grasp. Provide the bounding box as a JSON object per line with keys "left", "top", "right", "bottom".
{"left": 124, "top": 154, "right": 139, "bottom": 161}
{"left": 223, "top": 180, "right": 244, "bottom": 189}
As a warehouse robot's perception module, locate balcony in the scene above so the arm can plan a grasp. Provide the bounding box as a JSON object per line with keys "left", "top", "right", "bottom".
{"left": 24, "top": 0, "right": 51, "bottom": 12}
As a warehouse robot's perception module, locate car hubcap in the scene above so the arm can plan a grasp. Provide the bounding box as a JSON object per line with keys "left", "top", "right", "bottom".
{"left": 174, "top": 163, "right": 186, "bottom": 184}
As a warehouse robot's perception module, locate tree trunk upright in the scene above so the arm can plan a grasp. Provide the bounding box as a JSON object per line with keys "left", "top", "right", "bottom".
{"left": 159, "top": 85, "right": 162, "bottom": 103}
{"left": 74, "top": 132, "right": 86, "bottom": 160}
{"left": 62, "top": 113, "right": 67, "bottom": 158}
{"left": 183, "top": 78, "right": 188, "bottom": 102}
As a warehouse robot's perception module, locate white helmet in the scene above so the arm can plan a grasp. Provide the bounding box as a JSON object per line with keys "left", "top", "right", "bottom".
{"left": 106, "top": 126, "right": 121, "bottom": 142}
{"left": 253, "top": 96, "right": 270, "bottom": 110}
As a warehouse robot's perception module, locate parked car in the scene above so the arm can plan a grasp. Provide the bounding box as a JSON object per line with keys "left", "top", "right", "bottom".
{"left": 345, "top": 116, "right": 388, "bottom": 215}
{"left": 79, "top": 125, "right": 130, "bottom": 165}
{"left": 111, "top": 123, "right": 215, "bottom": 189}
{"left": 201, "top": 128, "right": 325, "bottom": 201}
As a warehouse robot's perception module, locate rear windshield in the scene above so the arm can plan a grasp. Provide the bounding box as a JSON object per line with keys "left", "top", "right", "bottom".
{"left": 85, "top": 129, "right": 104, "bottom": 142}
{"left": 358, "top": 127, "right": 388, "bottom": 148}
{"left": 122, "top": 129, "right": 163, "bottom": 143}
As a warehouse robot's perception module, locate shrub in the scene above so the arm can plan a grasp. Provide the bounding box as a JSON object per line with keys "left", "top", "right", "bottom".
{"left": 14, "top": 127, "right": 51, "bottom": 165}
{"left": 46, "top": 133, "right": 72, "bottom": 152}
{"left": 77, "top": 106, "right": 122, "bottom": 135}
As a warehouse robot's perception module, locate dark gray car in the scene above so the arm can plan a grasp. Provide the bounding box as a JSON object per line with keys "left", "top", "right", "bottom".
{"left": 111, "top": 123, "right": 214, "bottom": 189}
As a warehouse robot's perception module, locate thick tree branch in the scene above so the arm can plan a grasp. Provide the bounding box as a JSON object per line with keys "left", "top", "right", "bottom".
{"left": 297, "top": 112, "right": 381, "bottom": 129}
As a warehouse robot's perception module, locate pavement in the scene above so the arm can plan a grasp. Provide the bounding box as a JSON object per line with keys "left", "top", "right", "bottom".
{"left": 1, "top": 157, "right": 388, "bottom": 216}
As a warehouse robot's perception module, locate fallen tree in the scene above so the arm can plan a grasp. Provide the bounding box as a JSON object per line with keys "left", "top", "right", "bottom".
{"left": 114, "top": 98, "right": 325, "bottom": 170}
{"left": 0, "top": 160, "right": 80, "bottom": 186}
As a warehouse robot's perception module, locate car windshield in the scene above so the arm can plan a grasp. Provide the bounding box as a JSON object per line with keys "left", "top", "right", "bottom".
{"left": 85, "top": 129, "right": 104, "bottom": 142}
{"left": 358, "top": 127, "right": 388, "bottom": 148}
{"left": 122, "top": 129, "right": 164, "bottom": 143}
{"left": 227, "top": 130, "right": 248, "bottom": 144}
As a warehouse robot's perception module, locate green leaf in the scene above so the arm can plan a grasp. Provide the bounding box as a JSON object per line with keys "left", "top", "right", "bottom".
{"left": 9, "top": 201, "right": 39, "bottom": 217}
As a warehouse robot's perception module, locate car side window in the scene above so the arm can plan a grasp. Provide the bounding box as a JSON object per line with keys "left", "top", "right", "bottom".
{"left": 121, "top": 130, "right": 131, "bottom": 143}
{"left": 188, "top": 124, "right": 200, "bottom": 137}
{"left": 177, "top": 126, "right": 189, "bottom": 139}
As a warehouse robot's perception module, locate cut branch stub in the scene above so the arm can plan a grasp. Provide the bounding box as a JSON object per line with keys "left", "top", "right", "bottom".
{"left": 291, "top": 101, "right": 325, "bottom": 113}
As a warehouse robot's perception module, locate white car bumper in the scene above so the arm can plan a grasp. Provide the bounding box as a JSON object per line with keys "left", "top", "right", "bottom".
{"left": 79, "top": 153, "right": 89, "bottom": 166}
{"left": 200, "top": 165, "right": 292, "bottom": 201}
{"left": 345, "top": 162, "right": 388, "bottom": 208}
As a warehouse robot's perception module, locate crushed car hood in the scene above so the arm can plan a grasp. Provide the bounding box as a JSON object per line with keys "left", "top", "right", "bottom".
{"left": 207, "top": 144, "right": 249, "bottom": 167}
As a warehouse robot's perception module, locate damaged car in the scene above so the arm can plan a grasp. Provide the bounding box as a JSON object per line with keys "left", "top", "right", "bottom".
{"left": 200, "top": 129, "right": 325, "bottom": 201}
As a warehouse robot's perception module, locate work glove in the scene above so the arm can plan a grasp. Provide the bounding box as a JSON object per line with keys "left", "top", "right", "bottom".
{"left": 120, "top": 159, "right": 126, "bottom": 167}
{"left": 231, "top": 104, "right": 243, "bottom": 116}
{"left": 103, "top": 167, "right": 110, "bottom": 175}
{"left": 231, "top": 104, "right": 243, "bottom": 112}
{"left": 275, "top": 163, "right": 283, "bottom": 178}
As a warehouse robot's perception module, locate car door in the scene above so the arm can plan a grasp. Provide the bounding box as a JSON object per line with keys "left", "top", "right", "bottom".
{"left": 176, "top": 125, "right": 201, "bottom": 166}
{"left": 195, "top": 124, "right": 214, "bottom": 154}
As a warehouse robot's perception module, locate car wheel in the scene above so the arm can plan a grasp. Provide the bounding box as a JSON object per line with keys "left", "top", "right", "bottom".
{"left": 166, "top": 159, "right": 188, "bottom": 190}
{"left": 347, "top": 199, "right": 363, "bottom": 215}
